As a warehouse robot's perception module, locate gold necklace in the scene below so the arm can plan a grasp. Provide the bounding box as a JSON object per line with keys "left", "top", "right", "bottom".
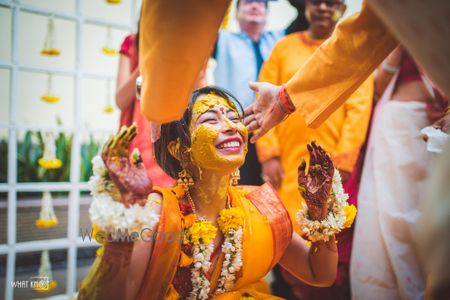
{"left": 185, "top": 188, "right": 231, "bottom": 222}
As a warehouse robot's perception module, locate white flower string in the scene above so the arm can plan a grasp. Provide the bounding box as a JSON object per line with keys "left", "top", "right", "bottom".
{"left": 185, "top": 190, "right": 244, "bottom": 299}
{"left": 88, "top": 155, "right": 159, "bottom": 237}
{"left": 296, "top": 170, "right": 350, "bottom": 242}
{"left": 189, "top": 241, "right": 215, "bottom": 300}
{"left": 215, "top": 227, "right": 243, "bottom": 294}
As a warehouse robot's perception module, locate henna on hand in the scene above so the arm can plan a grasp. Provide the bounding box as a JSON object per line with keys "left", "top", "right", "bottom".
{"left": 298, "top": 142, "right": 334, "bottom": 221}
{"left": 101, "top": 124, "right": 153, "bottom": 207}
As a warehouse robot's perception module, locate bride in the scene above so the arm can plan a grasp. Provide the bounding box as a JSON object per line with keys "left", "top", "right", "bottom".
{"left": 78, "top": 86, "right": 354, "bottom": 300}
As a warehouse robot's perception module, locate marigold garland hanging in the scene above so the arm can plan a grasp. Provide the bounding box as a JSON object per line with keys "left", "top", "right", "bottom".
{"left": 41, "top": 17, "right": 61, "bottom": 56}
{"left": 105, "top": 0, "right": 122, "bottom": 4}
{"left": 38, "top": 132, "right": 62, "bottom": 170}
{"left": 33, "top": 250, "right": 58, "bottom": 293}
{"left": 101, "top": 26, "right": 118, "bottom": 56}
{"left": 40, "top": 73, "right": 60, "bottom": 103}
{"left": 103, "top": 80, "right": 114, "bottom": 113}
{"left": 35, "top": 191, "right": 59, "bottom": 228}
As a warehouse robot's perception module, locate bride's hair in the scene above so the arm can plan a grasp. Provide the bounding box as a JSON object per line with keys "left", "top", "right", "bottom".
{"left": 154, "top": 86, "right": 243, "bottom": 179}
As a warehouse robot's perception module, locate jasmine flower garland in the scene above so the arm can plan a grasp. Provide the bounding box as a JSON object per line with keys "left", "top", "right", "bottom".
{"left": 296, "top": 170, "right": 357, "bottom": 242}
{"left": 185, "top": 220, "right": 217, "bottom": 300}
{"left": 185, "top": 204, "right": 245, "bottom": 299}
{"left": 88, "top": 155, "right": 160, "bottom": 237}
{"left": 215, "top": 208, "right": 245, "bottom": 294}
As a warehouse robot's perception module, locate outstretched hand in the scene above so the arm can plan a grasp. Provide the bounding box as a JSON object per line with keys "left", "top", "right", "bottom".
{"left": 244, "top": 82, "right": 288, "bottom": 143}
{"left": 101, "top": 124, "right": 152, "bottom": 207}
{"left": 298, "top": 142, "right": 335, "bottom": 221}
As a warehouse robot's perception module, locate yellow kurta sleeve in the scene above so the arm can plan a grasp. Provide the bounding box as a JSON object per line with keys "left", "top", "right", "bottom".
{"left": 285, "top": 2, "right": 397, "bottom": 128}
{"left": 332, "top": 75, "right": 374, "bottom": 172}
{"left": 139, "top": 0, "right": 230, "bottom": 123}
{"left": 255, "top": 44, "right": 283, "bottom": 162}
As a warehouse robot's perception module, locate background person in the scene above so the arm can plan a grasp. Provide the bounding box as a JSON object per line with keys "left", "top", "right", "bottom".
{"left": 256, "top": 1, "right": 373, "bottom": 298}
{"left": 350, "top": 46, "right": 445, "bottom": 299}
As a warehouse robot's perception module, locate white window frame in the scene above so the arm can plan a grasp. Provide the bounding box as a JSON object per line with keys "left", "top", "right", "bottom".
{"left": 0, "top": 0, "right": 138, "bottom": 298}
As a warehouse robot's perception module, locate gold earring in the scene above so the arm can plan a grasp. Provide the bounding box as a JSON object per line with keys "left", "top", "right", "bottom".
{"left": 230, "top": 169, "right": 240, "bottom": 186}
{"left": 177, "top": 169, "right": 194, "bottom": 190}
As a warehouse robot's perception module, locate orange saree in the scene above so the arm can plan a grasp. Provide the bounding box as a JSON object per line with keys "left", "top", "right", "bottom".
{"left": 79, "top": 183, "right": 293, "bottom": 299}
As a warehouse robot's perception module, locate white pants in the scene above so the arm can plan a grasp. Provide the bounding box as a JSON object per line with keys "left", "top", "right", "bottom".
{"left": 351, "top": 100, "right": 430, "bottom": 300}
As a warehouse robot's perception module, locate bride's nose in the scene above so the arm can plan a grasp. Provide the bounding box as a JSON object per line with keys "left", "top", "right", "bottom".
{"left": 221, "top": 119, "right": 238, "bottom": 135}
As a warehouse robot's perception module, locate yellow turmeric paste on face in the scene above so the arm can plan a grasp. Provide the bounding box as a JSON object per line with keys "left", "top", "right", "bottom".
{"left": 189, "top": 93, "right": 248, "bottom": 171}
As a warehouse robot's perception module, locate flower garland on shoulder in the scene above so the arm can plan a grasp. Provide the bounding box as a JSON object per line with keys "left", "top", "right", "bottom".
{"left": 88, "top": 155, "right": 159, "bottom": 236}
{"left": 296, "top": 170, "right": 357, "bottom": 242}
{"left": 181, "top": 191, "right": 245, "bottom": 300}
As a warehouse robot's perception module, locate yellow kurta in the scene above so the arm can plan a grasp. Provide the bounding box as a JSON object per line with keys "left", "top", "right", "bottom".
{"left": 139, "top": 0, "right": 230, "bottom": 123}
{"left": 139, "top": 1, "right": 450, "bottom": 126}
{"left": 256, "top": 32, "right": 373, "bottom": 232}
{"left": 286, "top": 3, "right": 396, "bottom": 128}
{"left": 138, "top": 1, "right": 393, "bottom": 125}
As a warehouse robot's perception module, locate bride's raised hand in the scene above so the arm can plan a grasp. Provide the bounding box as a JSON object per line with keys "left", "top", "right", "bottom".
{"left": 101, "top": 124, "right": 153, "bottom": 207}
{"left": 297, "top": 142, "right": 334, "bottom": 221}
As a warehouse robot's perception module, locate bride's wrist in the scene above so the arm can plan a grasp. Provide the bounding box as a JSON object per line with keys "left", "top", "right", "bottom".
{"left": 307, "top": 203, "right": 328, "bottom": 221}
{"left": 311, "top": 236, "right": 338, "bottom": 254}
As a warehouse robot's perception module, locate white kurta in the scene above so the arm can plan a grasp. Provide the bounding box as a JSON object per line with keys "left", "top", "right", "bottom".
{"left": 351, "top": 74, "right": 431, "bottom": 300}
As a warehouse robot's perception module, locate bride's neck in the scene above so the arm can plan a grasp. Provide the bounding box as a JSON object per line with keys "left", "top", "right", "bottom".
{"left": 189, "top": 170, "right": 230, "bottom": 221}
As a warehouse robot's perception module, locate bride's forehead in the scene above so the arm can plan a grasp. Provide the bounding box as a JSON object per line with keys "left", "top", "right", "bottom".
{"left": 192, "top": 94, "right": 237, "bottom": 116}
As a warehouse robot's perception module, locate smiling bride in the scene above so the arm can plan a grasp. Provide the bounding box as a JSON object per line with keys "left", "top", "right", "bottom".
{"left": 78, "top": 86, "right": 355, "bottom": 300}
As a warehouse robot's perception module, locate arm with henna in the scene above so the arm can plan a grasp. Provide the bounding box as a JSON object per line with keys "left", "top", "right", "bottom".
{"left": 297, "top": 142, "right": 334, "bottom": 221}
{"left": 78, "top": 124, "right": 159, "bottom": 300}
{"left": 280, "top": 142, "right": 338, "bottom": 286}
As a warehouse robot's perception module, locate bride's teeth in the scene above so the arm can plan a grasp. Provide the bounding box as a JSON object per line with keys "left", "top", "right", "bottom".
{"left": 219, "top": 141, "right": 240, "bottom": 148}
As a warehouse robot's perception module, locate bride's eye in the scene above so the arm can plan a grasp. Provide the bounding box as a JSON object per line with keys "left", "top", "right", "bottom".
{"left": 200, "top": 114, "right": 218, "bottom": 124}
{"left": 227, "top": 113, "right": 240, "bottom": 123}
